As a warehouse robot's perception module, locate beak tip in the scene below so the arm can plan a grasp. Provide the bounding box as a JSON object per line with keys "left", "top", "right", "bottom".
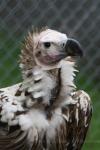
{"left": 66, "top": 38, "right": 84, "bottom": 57}
{"left": 79, "top": 49, "right": 83, "bottom": 57}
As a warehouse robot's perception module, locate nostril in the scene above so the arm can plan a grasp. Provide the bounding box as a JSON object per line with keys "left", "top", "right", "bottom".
{"left": 62, "top": 43, "right": 65, "bottom": 48}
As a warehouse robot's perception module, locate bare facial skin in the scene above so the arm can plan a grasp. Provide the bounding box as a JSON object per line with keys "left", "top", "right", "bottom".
{"left": 33, "top": 29, "right": 83, "bottom": 67}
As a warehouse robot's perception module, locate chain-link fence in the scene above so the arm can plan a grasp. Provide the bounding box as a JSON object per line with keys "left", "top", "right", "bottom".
{"left": 0, "top": 0, "right": 100, "bottom": 149}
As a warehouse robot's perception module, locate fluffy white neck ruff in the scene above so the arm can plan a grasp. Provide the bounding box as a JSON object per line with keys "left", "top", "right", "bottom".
{"left": 58, "top": 59, "right": 77, "bottom": 95}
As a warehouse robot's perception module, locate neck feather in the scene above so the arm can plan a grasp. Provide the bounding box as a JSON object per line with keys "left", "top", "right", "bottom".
{"left": 60, "top": 60, "right": 77, "bottom": 89}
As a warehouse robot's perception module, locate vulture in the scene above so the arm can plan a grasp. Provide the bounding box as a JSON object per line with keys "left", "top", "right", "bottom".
{"left": 0, "top": 27, "right": 92, "bottom": 150}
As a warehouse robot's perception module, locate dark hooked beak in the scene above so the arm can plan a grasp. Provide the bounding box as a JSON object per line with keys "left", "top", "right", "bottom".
{"left": 65, "top": 38, "right": 83, "bottom": 57}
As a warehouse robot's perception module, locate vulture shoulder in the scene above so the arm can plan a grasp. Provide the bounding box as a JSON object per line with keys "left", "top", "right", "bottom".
{"left": 51, "top": 90, "right": 92, "bottom": 150}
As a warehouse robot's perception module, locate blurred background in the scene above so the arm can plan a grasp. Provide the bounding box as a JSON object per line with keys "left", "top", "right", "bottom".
{"left": 0, "top": 0, "right": 100, "bottom": 149}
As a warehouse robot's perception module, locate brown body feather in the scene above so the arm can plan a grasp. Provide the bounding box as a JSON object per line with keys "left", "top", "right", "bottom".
{"left": 0, "top": 90, "right": 92, "bottom": 150}
{"left": 0, "top": 27, "right": 92, "bottom": 150}
{"left": 39, "top": 90, "right": 92, "bottom": 150}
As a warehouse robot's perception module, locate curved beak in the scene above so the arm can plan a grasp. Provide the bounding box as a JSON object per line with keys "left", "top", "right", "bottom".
{"left": 65, "top": 38, "right": 83, "bottom": 57}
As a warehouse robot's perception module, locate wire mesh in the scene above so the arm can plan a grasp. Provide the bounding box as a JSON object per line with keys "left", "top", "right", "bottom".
{"left": 0, "top": 0, "right": 100, "bottom": 149}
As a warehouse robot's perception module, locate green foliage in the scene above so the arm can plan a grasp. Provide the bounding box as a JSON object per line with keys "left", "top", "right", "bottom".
{"left": 0, "top": 29, "right": 22, "bottom": 87}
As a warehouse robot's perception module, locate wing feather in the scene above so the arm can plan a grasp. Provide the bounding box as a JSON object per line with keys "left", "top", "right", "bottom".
{"left": 0, "top": 123, "right": 28, "bottom": 150}
{"left": 0, "top": 87, "right": 92, "bottom": 150}
{"left": 61, "top": 90, "right": 92, "bottom": 150}
{"left": 41, "top": 90, "right": 92, "bottom": 150}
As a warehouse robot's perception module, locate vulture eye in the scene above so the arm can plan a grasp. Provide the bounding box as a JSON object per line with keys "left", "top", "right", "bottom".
{"left": 44, "top": 42, "right": 51, "bottom": 48}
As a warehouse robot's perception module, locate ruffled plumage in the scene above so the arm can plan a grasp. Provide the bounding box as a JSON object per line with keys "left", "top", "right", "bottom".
{"left": 0, "top": 27, "right": 92, "bottom": 150}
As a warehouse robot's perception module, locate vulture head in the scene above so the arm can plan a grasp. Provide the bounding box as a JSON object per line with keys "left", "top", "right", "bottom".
{"left": 20, "top": 27, "right": 83, "bottom": 75}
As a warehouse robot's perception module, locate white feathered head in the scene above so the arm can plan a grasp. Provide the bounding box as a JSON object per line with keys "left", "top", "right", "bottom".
{"left": 20, "top": 27, "right": 83, "bottom": 72}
